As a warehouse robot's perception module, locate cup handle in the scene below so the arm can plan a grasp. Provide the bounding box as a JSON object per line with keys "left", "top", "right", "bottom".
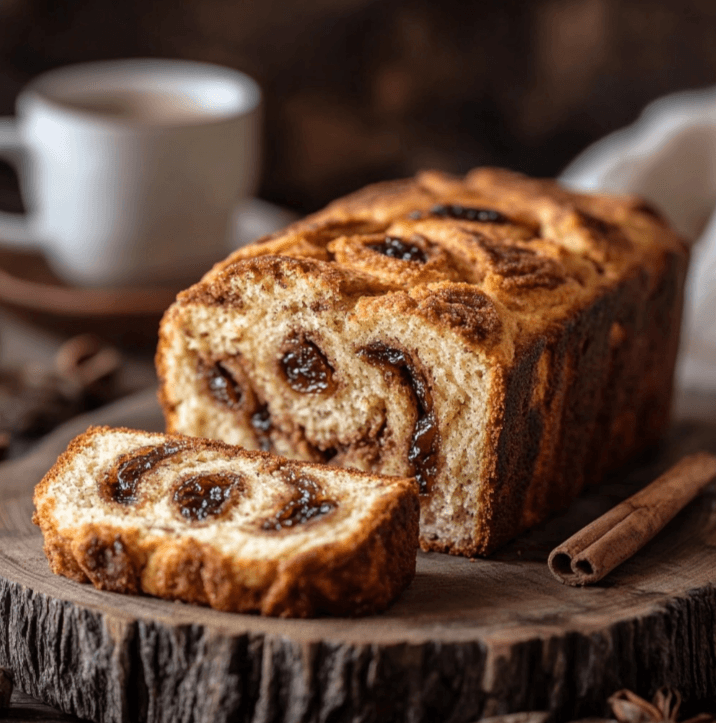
{"left": 0, "top": 117, "right": 38, "bottom": 247}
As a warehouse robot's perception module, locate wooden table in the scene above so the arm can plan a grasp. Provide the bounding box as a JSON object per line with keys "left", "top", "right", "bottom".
{"left": 3, "top": 691, "right": 86, "bottom": 722}
{"left": 1, "top": 387, "right": 716, "bottom": 722}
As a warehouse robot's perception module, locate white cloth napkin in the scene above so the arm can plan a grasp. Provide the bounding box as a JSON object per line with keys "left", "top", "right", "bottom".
{"left": 560, "top": 87, "right": 716, "bottom": 393}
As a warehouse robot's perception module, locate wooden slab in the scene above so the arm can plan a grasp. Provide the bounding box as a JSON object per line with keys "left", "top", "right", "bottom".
{"left": 2, "top": 389, "right": 716, "bottom": 723}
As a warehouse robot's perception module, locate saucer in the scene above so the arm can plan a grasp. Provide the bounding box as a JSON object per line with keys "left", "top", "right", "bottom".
{"left": 0, "top": 246, "right": 182, "bottom": 348}
{"left": 0, "top": 199, "right": 298, "bottom": 348}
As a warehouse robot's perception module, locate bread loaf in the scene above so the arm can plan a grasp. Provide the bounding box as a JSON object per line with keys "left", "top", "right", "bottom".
{"left": 157, "top": 168, "right": 688, "bottom": 555}
{"left": 33, "top": 426, "right": 419, "bottom": 616}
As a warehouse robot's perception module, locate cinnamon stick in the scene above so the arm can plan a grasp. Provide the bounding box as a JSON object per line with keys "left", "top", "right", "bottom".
{"left": 548, "top": 452, "right": 716, "bottom": 586}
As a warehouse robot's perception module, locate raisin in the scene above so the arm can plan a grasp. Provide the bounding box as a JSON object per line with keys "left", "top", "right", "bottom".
{"left": 280, "top": 337, "right": 335, "bottom": 394}
{"left": 368, "top": 236, "right": 427, "bottom": 263}
{"left": 173, "top": 473, "right": 243, "bottom": 522}
{"left": 81, "top": 534, "right": 138, "bottom": 592}
{"left": 262, "top": 472, "right": 336, "bottom": 531}
{"left": 104, "top": 442, "right": 185, "bottom": 505}
{"left": 206, "top": 362, "right": 243, "bottom": 409}
{"left": 358, "top": 343, "right": 439, "bottom": 494}
{"left": 251, "top": 405, "right": 273, "bottom": 451}
{"left": 430, "top": 204, "right": 508, "bottom": 223}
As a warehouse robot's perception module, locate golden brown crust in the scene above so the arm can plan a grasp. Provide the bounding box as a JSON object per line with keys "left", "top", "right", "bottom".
{"left": 34, "top": 426, "right": 419, "bottom": 617}
{"left": 156, "top": 167, "right": 688, "bottom": 556}
{"left": 183, "top": 168, "right": 684, "bottom": 341}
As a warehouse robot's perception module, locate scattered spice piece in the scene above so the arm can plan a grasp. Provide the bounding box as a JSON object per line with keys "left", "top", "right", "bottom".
{"left": 54, "top": 333, "right": 122, "bottom": 402}
{"left": 609, "top": 687, "right": 715, "bottom": 723}
{"left": 0, "top": 334, "right": 123, "bottom": 458}
{"left": 0, "top": 366, "right": 69, "bottom": 440}
{"left": 0, "top": 667, "right": 13, "bottom": 709}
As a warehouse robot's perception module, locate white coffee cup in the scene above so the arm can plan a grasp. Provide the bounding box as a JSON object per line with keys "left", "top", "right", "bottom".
{"left": 0, "top": 58, "right": 261, "bottom": 287}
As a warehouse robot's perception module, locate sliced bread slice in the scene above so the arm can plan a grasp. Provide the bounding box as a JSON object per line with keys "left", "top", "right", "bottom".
{"left": 33, "top": 426, "right": 419, "bottom": 617}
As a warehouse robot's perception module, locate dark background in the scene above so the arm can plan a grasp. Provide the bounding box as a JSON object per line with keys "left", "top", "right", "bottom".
{"left": 1, "top": 0, "right": 716, "bottom": 213}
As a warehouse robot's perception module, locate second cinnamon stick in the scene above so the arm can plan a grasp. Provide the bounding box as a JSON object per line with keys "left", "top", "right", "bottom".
{"left": 548, "top": 452, "right": 716, "bottom": 586}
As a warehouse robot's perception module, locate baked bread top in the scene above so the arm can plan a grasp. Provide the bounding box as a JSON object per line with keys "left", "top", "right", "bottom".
{"left": 184, "top": 168, "right": 685, "bottom": 364}
{"left": 33, "top": 426, "right": 419, "bottom": 616}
